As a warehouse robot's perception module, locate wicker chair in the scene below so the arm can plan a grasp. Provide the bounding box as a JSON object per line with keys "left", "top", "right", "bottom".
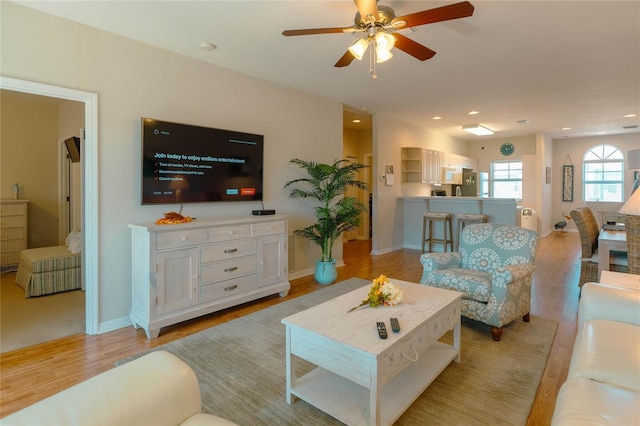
{"left": 626, "top": 215, "right": 640, "bottom": 275}
{"left": 570, "top": 207, "right": 627, "bottom": 288}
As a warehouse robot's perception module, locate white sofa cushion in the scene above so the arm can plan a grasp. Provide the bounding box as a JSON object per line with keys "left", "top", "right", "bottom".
{"left": 2, "top": 351, "right": 238, "bottom": 426}
{"left": 568, "top": 319, "right": 640, "bottom": 392}
{"left": 552, "top": 378, "right": 640, "bottom": 425}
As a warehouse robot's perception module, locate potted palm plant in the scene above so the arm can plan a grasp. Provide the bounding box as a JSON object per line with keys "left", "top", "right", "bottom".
{"left": 284, "top": 158, "right": 368, "bottom": 284}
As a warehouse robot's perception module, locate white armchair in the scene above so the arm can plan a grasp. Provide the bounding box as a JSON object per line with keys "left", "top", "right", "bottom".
{"left": 420, "top": 223, "right": 539, "bottom": 341}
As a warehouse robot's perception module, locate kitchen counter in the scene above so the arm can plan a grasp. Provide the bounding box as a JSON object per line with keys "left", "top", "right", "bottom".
{"left": 398, "top": 196, "right": 519, "bottom": 250}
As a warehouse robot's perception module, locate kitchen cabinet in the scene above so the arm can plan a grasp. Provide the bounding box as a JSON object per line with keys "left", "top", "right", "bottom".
{"left": 424, "top": 149, "right": 444, "bottom": 184}
{"left": 401, "top": 148, "right": 444, "bottom": 184}
{"left": 401, "top": 147, "right": 424, "bottom": 183}
{"left": 129, "top": 215, "right": 290, "bottom": 338}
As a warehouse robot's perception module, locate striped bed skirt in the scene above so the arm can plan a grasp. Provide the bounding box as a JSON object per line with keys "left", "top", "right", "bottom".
{"left": 15, "top": 246, "right": 81, "bottom": 298}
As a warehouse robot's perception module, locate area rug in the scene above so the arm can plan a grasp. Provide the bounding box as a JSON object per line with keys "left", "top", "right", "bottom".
{"left": 117, "top": 277, "right": 557, "bottom": 425}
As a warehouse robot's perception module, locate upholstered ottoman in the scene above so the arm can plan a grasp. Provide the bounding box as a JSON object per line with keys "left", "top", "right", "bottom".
{"left": 15, "top": 246, "right": 81, "bottom": 297}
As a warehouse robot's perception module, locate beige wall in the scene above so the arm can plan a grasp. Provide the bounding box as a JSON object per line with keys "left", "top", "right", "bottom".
{"left": 373, "top": 114, "right": 466, "bottom": 254}
{"left": 2, "top": 2, "right": 343, "bottom": 328}
{"left": 1, "top": 93, "right": 60, "bottom": 247}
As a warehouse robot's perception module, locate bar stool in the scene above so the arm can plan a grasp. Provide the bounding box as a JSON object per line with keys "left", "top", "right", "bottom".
{"left": 422, "top": 212, "right": 453, "bottom": 253}
{"left": 457, "top": 214, "right": 489, "bottom": 249}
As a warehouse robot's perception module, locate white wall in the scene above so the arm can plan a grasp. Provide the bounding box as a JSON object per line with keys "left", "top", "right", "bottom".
{"left": 552, "top": 133, "right": 639, "bottom": 231}
{"left": 372, "top": 114, "right": 466, "bottom": 254}
{"left": 2, "top": 2, "right": 343, "bottom": 329}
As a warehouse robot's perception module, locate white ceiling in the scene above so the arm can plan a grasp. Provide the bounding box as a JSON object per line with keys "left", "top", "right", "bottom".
{"left": 15, "top": 0, "right": 640, "bottom": 141}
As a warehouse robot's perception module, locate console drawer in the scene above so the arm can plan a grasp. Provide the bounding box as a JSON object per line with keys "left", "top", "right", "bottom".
{"left": 156, "top": 229, "right": 209, "bottom": 250}
{"left": 210, "top": 224, "right": 251, "bottom": 243}
{"left": 200, "top": 256, "right": 256, "bottom": 284}
{"left": 200, "top": 240, "right": 257, "bottom": 263}
{"left": 252, "top": 220, "right": 285, "bottom": 237}
{"left": 200, "top": 275, "right": 257, "bottom": 303}
{"left": 429, "top": 303, "right": 460, "bottom": 343}
{"left": 379, "top": 326, "right": 429, "bottom": 385}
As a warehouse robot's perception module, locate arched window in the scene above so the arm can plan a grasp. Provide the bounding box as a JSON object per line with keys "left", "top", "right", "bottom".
{"left": 583, "top": 144, "right": 624, "bottom": 202}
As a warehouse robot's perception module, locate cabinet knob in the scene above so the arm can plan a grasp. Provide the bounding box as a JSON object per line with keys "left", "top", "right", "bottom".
{"left": 181, "top": 236, "right": 187, "bottom": 241}
{"left": 229, "top": 231, "right": 234, "bottom": 235}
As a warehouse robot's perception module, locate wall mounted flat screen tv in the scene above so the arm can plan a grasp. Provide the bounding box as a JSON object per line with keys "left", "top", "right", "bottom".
{"left": 142, "top": 118, "right": 263, "bottom": 204}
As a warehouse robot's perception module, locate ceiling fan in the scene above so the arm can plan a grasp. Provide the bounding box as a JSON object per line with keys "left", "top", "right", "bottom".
{"left": 282, "top": 0, "right": 474, "bottom": 75}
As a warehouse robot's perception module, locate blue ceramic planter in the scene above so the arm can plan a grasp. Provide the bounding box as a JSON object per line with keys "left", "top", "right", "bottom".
{"left": 314, "top": 259, "right": 337, "bottom": 284}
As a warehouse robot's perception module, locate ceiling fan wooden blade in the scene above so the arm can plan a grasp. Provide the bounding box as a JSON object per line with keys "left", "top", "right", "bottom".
{"left": 282, "top": 27, "right": 351, "bottom": 36}
{"left": 393, "top": 34, "right": 437, "bottom": 61}
{"left": 354, "top": 0, "right": 379, "bottom": 21}
{"left": 335, "top": 50, "right": 356, "bottom": 67}
{"left": 392, "top": 1, "right": 474, "bottom": 29}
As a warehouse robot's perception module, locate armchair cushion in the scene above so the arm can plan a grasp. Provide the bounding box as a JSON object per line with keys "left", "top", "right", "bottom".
{"left": 425, "top": 268, "right": 492, "bottom": 302}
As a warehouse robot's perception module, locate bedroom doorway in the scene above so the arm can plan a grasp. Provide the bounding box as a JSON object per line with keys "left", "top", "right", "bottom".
{"left": 1, "top": 77, "right": 99, "bottom": 336}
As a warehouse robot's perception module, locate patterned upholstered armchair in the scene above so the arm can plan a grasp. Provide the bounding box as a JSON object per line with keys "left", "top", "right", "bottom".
{"left": 420, "top": 223, "right": 539, "bottom": 341}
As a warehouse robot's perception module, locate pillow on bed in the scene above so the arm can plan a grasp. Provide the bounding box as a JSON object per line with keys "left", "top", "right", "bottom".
{"left": 66, "top": 229, "right": 81, "bottom": 253}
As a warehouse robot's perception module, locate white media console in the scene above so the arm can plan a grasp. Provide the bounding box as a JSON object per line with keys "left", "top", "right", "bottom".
{"left": 129, "top": 214, "right": 290, "bottom": 338}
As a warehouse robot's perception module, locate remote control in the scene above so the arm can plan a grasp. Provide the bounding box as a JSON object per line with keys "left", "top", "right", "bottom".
{"left": 376, "top": 321, "right": 388, "bottom": 339}
{"left": 390, "top": 317, "right": 400, "bottom": 333}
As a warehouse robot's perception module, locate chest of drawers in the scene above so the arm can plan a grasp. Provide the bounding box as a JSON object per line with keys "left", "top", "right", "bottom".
{"left": 129, "top": 215, "right": 290, "bottom": 338}
{"left": 1, "top": 200, "right": 29, "bottom": 272}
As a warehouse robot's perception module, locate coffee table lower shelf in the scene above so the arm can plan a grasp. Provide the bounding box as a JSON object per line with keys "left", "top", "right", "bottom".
{"left": 290, "top": 341, "right": 457, "bottom": 426}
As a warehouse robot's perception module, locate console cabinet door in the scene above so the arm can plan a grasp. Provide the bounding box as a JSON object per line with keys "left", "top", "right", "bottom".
{"left": 257, "top": 234, "right": 286, "bottom": 287}
{"left": 156, "top": 248, "right": 199, "bottom": 315}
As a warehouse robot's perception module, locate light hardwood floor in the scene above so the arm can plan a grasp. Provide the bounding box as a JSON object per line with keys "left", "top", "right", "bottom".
{"left": 0, "top": 231, "right": 580, "bottom": 425}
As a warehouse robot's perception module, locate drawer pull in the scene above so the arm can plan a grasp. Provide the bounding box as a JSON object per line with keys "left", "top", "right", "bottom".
{"left": 224, "top": 266, "right": 238, "bottom": 272}
{"left": 224, "top": 285, "right": 238, "bottom": 291}
{"left": 224, "top": 248, "right": 238, "bottom": 254}
{"left": 401, "top": 347, "right": 419, "bottom": 362}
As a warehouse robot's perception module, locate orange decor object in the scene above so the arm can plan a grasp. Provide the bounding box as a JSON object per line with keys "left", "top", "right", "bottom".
{"left": 155, "top": 212, "right": 193, "bottom": 225}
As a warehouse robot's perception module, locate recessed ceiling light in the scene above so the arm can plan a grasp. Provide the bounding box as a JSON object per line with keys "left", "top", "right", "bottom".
{"left": 624, "top": 114, "right": 637, "bottom": 118}
{"left": 353, "top": 119, "right": 361, "bottom": 123}
{"left": 468, "top": 111, "right": 479, "bottom": 115}
{"left": 433, "top": 116, "right": 442, "bottom": 120}
{"left": 200, "top": 42, "right": 216, "bottom": 51}
{"left": 562, "top": 127, "right": 571, "bottom": 131}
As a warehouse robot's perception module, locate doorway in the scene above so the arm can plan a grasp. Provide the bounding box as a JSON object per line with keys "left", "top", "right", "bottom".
{"left": 1, "top": 77, "right": 99, "bottom": 335}
{"left": 342, "top": 107, "right": 373, "bottom": 253}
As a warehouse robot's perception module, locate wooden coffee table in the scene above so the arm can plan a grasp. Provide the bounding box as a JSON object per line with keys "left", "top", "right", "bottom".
{"left": 281, "top": 278, "right": 462, "bottom": 426}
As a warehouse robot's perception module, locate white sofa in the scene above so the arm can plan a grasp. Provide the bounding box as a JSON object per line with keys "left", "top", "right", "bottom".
{"left": 551, "top": 282, "right": 640, "bottom": 425}
{"left": 2, "top": 351, "right": 238, "bottom": 426}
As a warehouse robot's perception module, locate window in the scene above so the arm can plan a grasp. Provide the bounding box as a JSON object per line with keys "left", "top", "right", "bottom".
{"left": 583, "top": 145, "right": 624, "bottom": 202}
{"left": 491, "top": 161, "right": 522, "bottom": 199}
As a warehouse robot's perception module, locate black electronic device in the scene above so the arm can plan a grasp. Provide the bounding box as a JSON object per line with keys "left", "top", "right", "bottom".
{"left": 390, "top": 317, "right": 400, "bottom": 333}
{"left": 376, "top": 321, "right": 388, "bottom": 339}
{"left": 141, "top": 118, "right": 264, "bottom": 205}
{"left": 64, "top": 136, "right": 81, "bottom": 163}
{"left": 252, "top": 209, "right": 276, "bottom": 216}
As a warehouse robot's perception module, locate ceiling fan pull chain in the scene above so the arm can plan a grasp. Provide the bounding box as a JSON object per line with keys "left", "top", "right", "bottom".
{"left": 370, "top": 40, "right": 377, "bottom": 79}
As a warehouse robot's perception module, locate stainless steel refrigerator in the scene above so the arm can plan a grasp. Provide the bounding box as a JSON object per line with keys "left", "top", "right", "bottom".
{"left": 461, "top": 170, "right": 489, "bottom": 197}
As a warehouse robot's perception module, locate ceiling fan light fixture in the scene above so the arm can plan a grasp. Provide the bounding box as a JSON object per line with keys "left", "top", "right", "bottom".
{"left": 375, "top": 46, "right": 393, "bottom": 63}
{"left": 462, "top": 124, "right": 494, "bottom": 136}
{"left": 375, "top": 32, "right": 395, "bottom": 51}
{"left": 348, "top": 38, "right": 369, "bottom": 61}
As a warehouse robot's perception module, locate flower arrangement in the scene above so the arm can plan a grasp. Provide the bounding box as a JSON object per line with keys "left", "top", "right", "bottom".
{"left": 348, "top": 274, "right": 404, "bottom": 313}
